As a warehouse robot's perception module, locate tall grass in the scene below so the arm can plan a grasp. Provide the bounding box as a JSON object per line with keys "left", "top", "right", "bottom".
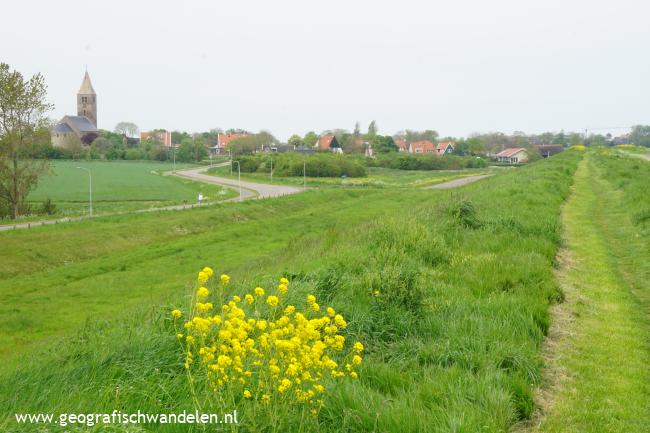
{"left": 0, "top": 152, "right": 582, "bottom": 432}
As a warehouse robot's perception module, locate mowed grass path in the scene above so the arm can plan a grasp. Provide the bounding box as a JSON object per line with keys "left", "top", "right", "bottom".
{"left": 532, "top": 155, "right": 650, "bottom": 433}
{"left": 23, "top": 160, "right": 235, "bottom": 217}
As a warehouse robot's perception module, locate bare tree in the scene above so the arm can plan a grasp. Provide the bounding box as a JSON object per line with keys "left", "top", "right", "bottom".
{"left": 0, "top": 63, "right": 53, "bottom": 219}
{"left": 114, "top": 121, "right": 139, "bottom": 138}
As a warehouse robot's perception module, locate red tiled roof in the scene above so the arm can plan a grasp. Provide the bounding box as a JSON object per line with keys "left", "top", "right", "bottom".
{"left": 394, "top": 139, "right": 407, "bottom": 150}
{"left": 437, "top": 141, "right": 455, "bottom": 151}
{"left": 218, "top": 133, "right": 248, "bottom": 148}
{"left": 410, "top": 140, "right": 437, "bottom": 152}
{"left": 496, "top": 148, "right": 527, "bottom": 157}
{"left": 140, "top": 131, "right": 172, "bottom": 146}
{"left": 317, "top": 134, "right": 336, "bottom": 150}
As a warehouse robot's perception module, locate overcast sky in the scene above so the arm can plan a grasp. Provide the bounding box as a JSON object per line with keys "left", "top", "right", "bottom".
{"left": 2, "top": 0, "right": 648, "bottom": 140}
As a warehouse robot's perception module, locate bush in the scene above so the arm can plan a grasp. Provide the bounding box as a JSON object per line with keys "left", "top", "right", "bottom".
{"left": 233, "top": 153, "right": 367, "bottom": 178}
{"left": 125, "top": 148, "right": 144, "bottom": 160}
{"left": 39, "top": 198, "right": 57, "bottom": 215}
{"left": 367, "top": 153, "right": 487, "bottom": 171}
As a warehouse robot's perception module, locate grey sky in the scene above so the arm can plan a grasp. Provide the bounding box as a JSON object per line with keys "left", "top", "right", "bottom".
{"left": 2, "top": 0, "right": 648, "bottom": 140}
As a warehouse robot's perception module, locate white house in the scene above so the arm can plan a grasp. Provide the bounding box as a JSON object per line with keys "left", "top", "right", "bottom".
{"left": 496, "top": 148, "right": 528, "bottom": 163}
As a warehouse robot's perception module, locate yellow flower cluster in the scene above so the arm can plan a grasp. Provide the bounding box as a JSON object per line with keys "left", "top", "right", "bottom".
{"left": 172, "top": 268, "right": 364, "bottom": 415}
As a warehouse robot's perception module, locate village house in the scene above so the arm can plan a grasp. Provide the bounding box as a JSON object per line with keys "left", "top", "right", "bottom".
{"left": 315, "top": 134, "right": 343, "bottom": 153}
{"left": 496, "top": 148, "right": 529, "bottom": 163}
{"left": 394, "top": 138, "right": 408, "bottom": 152}
{"left": 209, "top": 132, "right": 250, "bottom": 155}
{"left": 409, "top": 140, "right": 437, "bottom": 154}
{"left": 436, "top": 141, "right": 455, "bottom": 155}
{"left": 140, "top": 130, "right": 172, "bottom": 147}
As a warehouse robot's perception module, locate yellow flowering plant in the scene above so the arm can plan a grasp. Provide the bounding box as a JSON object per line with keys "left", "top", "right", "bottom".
{"left": 171, "top": 267, "right": 364, "bottom": 421}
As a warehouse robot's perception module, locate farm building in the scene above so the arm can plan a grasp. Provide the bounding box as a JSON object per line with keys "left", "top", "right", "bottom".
{"left": 534, "top": 144, "right": 564, "bottom": 158}
{"left": 496, "top": 148, "right": 529, "bottom": 163}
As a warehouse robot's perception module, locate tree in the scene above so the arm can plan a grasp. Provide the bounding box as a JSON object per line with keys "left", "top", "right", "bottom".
{"left": 288, "top": 134, "right": 303, "bottom": 147}
{"left": 371, "top": 135, "right": 397, "bottom": 153}
{"left": 0, "top": 63, "right": 53, "bottom": 219}
{"left": 353, "top": 122, "right": 361, "bottom": 137}
{"left": 568, "top": 132, "right": 583, "bottom": 146}
{"left": 177, "top": 137, "right": 207, "bottom": 162}
{"left": 62, "top": 133, "right": 84, "bottom": 159}
{"left": 227, "top": 132, "right": 276, "bottom": 155}
{"left": 367, "top": 120, "right": 378, "bottom": 138}
{"left": 226, "top": 128, "right": 249, "bottom": 134}
{"left": 404, "top": 129, "right": 438, "bottom": 144}
{"left": 630, "top": 125, "right": 650, "bottom": 147}
{"left": 172, "top": 130, "right": 191, "bottom": 144}
{"left": 303, "top": 131, "right": 318, "bottom": 147}
{"left": 114, "top": 121, "right": 139, "bottom": 138}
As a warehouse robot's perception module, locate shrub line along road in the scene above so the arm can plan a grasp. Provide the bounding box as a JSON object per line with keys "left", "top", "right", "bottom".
{"left": 0, "top": 166, "right": 490, "bottom": 232}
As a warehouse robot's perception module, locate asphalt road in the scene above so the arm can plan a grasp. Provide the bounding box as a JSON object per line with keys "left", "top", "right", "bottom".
{"left": 172, "top": 165, "right": 303, "bottom": 200}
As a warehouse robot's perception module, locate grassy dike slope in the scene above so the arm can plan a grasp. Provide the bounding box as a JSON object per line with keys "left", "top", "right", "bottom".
{"left": 532, "top": 153, "right": 650, "bottom": 433}
{"left": 0, "top": 152, "right": 581, "bottom": 432}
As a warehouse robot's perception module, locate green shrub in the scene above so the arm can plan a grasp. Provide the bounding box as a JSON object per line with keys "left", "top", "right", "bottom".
{"left": 39, "top": 198, "right": 57, "bottom": 215}
{"left": 232, "top": 153, "right": 367, "bottom": 178}
{"left": 367, "top": 153, "right": 488, "bottom": 171}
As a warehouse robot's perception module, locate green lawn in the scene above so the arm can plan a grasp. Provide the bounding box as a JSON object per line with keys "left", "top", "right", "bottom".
{"left": 0, "top": 152, "right": 587, "bottom": 432}
{"left": 17, "top": 160, "right": 236, "bottom": 219}
{"left": 530, "top": 153, "right": 650, "bottom": 433}
{"left": 207, "top": 165, "right": 494, "bottom": 187}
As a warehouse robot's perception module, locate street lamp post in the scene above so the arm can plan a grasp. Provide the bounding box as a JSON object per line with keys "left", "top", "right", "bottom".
{"left": 76, "top": 166, "right": 92, "bottom": 217}
{"left": 232, "top": 160, "right": 242, "bottom": 201}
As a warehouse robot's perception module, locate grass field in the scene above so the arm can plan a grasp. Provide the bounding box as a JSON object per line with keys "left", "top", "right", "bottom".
{"left": 207, "top": 164, "right": 495, "bottom": 187}
{"left": 17, "top": 160, "right": 237, "bottom": 219}
{"left": 0, "top": 152, "right": 587, "bottom": 432}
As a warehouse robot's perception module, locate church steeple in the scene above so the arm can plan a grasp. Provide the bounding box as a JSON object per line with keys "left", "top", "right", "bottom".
{"left": 77, "top": 71, "right": 97, "bottom": 127}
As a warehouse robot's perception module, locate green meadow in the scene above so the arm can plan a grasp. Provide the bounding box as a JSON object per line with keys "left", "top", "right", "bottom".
{"left": 1, "top": 150, "right": 648, "bottom": 433}
{"left": 19, "top": 160, "right": 236, "bottom": 219}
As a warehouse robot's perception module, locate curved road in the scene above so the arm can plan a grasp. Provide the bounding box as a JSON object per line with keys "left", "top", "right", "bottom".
{"left": 172, "top": 164, "right": 303, "bottom": 200}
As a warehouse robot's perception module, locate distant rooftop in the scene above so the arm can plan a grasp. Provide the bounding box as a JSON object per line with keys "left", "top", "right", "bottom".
{"left": 63, "top": 115, "right": 98, "bottom": 133}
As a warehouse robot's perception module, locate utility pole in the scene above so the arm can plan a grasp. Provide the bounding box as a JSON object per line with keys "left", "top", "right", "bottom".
{"left": 233, "top": 160, "right": 242, "bottom": 201}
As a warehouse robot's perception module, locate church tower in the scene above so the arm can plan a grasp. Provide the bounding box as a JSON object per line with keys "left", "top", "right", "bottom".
{"left": 77, "top": 71, "right": 97, "bottom": 127}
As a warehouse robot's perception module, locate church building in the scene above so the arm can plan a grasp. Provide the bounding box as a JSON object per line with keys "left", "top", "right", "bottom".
{"left": 52, "top": 71, "right": 99, "bottom": 147}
